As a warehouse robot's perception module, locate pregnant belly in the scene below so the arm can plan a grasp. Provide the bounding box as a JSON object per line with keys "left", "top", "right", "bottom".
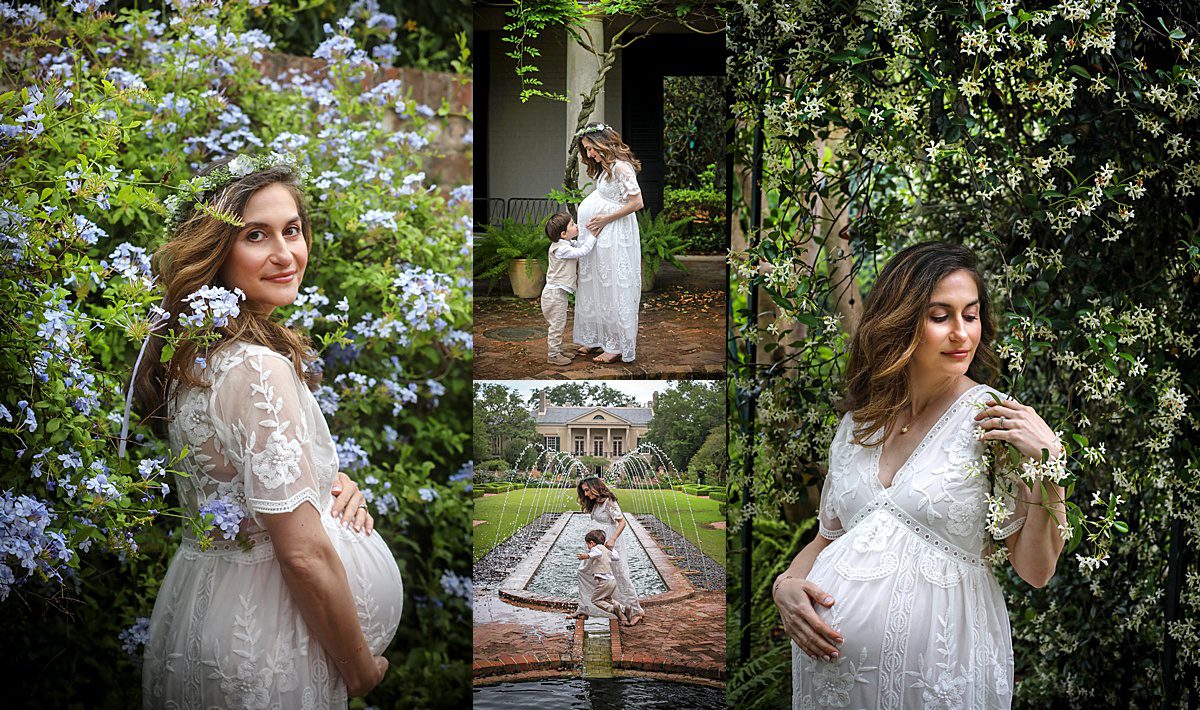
{"left": 804, "top": 546, "right": 897, "bottom": 655}
{"left": 324, "top": 517, "right": 404, "bottom": 655}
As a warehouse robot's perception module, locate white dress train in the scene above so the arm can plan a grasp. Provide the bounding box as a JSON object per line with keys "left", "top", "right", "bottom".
{"left": 573, "top": 160, "right": 642, "bottom": 361}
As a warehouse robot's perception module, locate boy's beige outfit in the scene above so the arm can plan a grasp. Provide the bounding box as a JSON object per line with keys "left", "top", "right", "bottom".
{"left": 579, "top": 545, "right": 629, "bottom": 622}
{"left": 541, "top": 234, "right": 597, "bottom": 360}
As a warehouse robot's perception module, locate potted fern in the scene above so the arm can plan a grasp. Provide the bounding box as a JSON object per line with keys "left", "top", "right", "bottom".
{"left": 473, "top": 217, "right": 549, "bottom": 298}
{"left": 637, "top": 210, "right": 691, "bottom": 292}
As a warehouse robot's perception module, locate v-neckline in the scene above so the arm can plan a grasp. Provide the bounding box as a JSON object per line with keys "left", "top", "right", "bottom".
{"left": 872, "top": 383, "right": 987, "bottom": 491}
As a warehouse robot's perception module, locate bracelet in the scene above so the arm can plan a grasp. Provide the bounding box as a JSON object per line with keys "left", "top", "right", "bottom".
{"left": 336, "top": 642, "right": 362, "bottom": 662}
{"left": 772, "top": 573, "right": 800, "bottom": 599}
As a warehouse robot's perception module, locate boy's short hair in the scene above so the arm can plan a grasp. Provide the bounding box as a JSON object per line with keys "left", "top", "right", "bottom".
{"left": 546, "top": 211, "right": 573, "bottom": 242}
{"left": 585, "top": 529, "right": 607, "bottom": 546}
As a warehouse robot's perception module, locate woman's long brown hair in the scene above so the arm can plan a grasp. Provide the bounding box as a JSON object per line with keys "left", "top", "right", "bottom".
{"left": 133, "top": 159, "right": 319, "bottom": 437}
{"left": 577, "top": 124, "right": 642, "bottom": 181}
{"left": 842, "top": 242, "right": 999, "bottom": 446}
{"left": 577, "top": 477, "right": 618, "bottom": 513}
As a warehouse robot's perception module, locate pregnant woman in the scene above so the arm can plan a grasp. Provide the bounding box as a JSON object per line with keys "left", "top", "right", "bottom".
{"left": 134, "top": 155, "right": 403, "bottom": 707}
{"left": 574, "top": 477, "right": 646, "bottom": 625}
{"left": 773, "top": 242, "right": 1067, "bottom": 708}
{"left": 572, "top": 123, "right": 645, "bottom": 364}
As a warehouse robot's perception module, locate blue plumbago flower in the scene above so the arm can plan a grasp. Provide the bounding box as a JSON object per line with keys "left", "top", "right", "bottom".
{"left": 418, "top": 487, "right": 439, "bottom": 503}
{"left": 63, "top": 0, "right": 108, "bottom": 13}
{"left": 415, "top": 104, "right": 435, "bottom": 118}
{"left": 119, "top": 616, "right": 151, "bottom": 658}
{"left": 284, "top": 285, "right": 331, "bottom": 328}
{"left": 156, "top": 92, "right": 192, "bottom": 117}
{"left": 16, "top": 401, "right": 37, "bottom": 432}
{"left": 103, "top": 242, "right": 153, "bottom": 281}
{"left": 0, "top": 490, "right": 74, "bottom": 600}
{"left": 197, "top": 496, "right": 245, "bottom": 541}
{"left": 0, "top": 4, "right": 47, "bottom": 27}
{"left": 137, "top": 458, "right": 166, "bottom": 480}
{"left": 314, "top": 385, "right": 340, "bottom": 415}
{"left": 397, "top": 171, "right": 426, "bottom": 196}
{"left": 84, "top": 473, "right": 120, "bottom": 500}
{"left": 181, "top": 285, "right": 244, "bottom": 328}
{"left": 0, "top": 404, "right": 10, "bottom": 423}
{"left": 359, "top": 208, "right": 398, "bottom": 231}
{"left": 333, "top": 436, "right": 370, "bottom": 472}
{"left": 105, "top": 67, "right": 144, "bottom": 90}
{"left": 448, "top": 184, "right": 472, "bottom": 206}
{"left": 38, "top": 300, "right": 77, "bottom": 352}
{"left": 425, "top": 379, "right": 445, "bottom": 398}
{"left": 70, "top": 214, "right": 106, "bottom": 245}
{"left": 392, "top": 264, "right": 453, "bottom": 334}
{"left": 439, "top": 570, "right": 472, "bottom": 609}
{"left": 449, "top": 461, "right": 473, "bottom": 483}
{"left": 389, "top": 130, "right": 428, "bottom": 150}
{"left": 372, "top": 44, "right": 398, "bottom": 64}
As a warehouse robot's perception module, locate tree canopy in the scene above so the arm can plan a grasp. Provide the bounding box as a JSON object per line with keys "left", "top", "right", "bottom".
{"left": 643, "top": 381, "right": 724, "bottom": 474}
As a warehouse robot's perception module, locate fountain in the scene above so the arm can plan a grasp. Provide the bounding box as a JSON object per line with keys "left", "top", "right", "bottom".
{"left": 474, "top": 441, "right": 724, "bottom": 695}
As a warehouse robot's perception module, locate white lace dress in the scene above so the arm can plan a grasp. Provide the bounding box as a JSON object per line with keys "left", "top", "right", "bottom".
{"left": 143, "top": 341, "right": 403, "bottom": 709}
{"left": 792, "top": 384, "right": 1028, "bottom": 710}
{"left": 573, "top": 160, "right": 642, "bottom": 360}
{"left": 575, "top": 498, "right": 646, "bottom": 618}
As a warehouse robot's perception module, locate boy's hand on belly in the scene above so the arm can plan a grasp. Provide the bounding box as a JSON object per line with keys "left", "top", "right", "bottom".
{"left": 774, "top": 577, "right": 844, "bottom": 661}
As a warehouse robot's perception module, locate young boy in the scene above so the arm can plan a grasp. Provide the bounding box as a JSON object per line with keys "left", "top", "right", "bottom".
{"left": 542, "top": 211, "right": 598, "bottom": 365}
{"left": 576, "top": 529, "right": 630, "bottom": 623}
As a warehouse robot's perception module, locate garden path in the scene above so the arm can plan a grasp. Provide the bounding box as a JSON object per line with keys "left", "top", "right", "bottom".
{"left": 473, "top": 257, "right": 725, "bottom": 380}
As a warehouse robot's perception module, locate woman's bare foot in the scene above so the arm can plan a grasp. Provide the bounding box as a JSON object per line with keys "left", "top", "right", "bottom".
{"left": 593, "top": 351, "right": 621, "bottom": 364}
{"left": 577, "top": 346, "right": 602, "bottom": 355}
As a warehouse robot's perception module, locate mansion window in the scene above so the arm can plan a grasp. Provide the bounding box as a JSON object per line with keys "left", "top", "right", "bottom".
{"left": 612, "top": 437, "right": 623, "bottom": 457}
{"left": 544, "top": 436, "right": 560, "bottom": 452}
{"left": 574, "top": 437, "right": 585, "bottom": 455}
{"left": 593, "top": 439, "right": 604, "bottom": 457}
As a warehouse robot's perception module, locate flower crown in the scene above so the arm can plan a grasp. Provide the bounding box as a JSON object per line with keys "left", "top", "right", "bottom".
{"left": 575, "top": 123, "right": 611, "bottom": 139}
{"left": 163, "top": 152, "right": 309, "bottom": 234}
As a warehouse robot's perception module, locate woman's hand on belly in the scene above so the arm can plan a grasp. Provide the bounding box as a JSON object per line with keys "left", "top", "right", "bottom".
{"left": 774, "top": 577, "right": 844, "bottom": 661}
{"left": 331, "top": 471, "right": 374, "bottom": 535}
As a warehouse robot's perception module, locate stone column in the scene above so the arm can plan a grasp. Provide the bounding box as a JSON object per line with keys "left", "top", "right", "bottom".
{"left": 566, "top": 17, "right": 605, "bottom": 189}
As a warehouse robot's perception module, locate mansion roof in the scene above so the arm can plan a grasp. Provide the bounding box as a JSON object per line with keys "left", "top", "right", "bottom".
{"left": 535, "top": 405, "right": 653, "bottom": 427}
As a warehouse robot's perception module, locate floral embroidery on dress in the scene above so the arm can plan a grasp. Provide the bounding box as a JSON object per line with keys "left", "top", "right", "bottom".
{"left": 251, "top": 430, "right": 303, "bottom": 489}
{"left": 177, "top": 389, "right": 216, "bottom": 447}
{"left": 810, "top": 647, "right": 878, "bottom": 708}
{"left": 945, "top": 498, "right": 982, "bottom": 537}
{"left": 852, "top": 512, "right": 896, "bottom": 553}
{"left": 218, "top": 661, "right": 271, "bottom": 710}
{"left": 907, "top": 615, "right": 969, "bottom": 710}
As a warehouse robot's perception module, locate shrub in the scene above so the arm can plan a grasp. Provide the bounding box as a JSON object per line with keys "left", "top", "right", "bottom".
{"left": 0, "top": 3, "right": 472, "bottom": 707}
{"left": 729, "top": 2, "right": 1200, "bottom": 707}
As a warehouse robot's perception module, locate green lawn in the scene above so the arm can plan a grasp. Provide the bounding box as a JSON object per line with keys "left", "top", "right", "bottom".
{"left": 473, "top": 487, "right": 726, "bottom": 568}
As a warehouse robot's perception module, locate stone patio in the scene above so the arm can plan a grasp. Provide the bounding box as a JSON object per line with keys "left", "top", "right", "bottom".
{"left": 473, "top": 256, "right": 725, "bottom": 380}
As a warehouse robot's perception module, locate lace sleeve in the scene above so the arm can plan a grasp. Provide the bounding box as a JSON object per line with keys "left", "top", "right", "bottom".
{"left": 819, "top": 414, "right": 851, "bottom": 540}
{"left": 612, "top": 161, "right": 642, "bottom": 201}
{"left": 608, "top": 498, "right": 625, "bottom": 522}
{"left": 991, "top": 479, "right": 1029, "bottom": 540}
{"left": 818, "top": 469, "right": 845, "bottom": 540}
{"left": 212, "top": 349, "right": 321, "bottom": 525}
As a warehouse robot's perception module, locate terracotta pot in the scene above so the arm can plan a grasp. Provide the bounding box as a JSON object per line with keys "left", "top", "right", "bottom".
{"left": 641, "top": 262, "right": 656, "bottom": 292}
{"left": 508, "top": 259, "right": 546, "bottom": 298}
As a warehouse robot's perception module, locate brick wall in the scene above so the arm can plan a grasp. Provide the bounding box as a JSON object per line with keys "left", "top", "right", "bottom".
{"left": 257, "top": 53, "right": 472, "bottom": 189}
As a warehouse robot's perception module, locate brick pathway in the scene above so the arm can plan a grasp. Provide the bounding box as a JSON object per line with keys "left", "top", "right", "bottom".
{"left": 473, "top": 588, "right": 726, "bottom": 683}
{"left": 613, "top": 590, "right": 725, "bottom": 680}
{"left": 473, "top": 258, "right": 725, "bottom": 380}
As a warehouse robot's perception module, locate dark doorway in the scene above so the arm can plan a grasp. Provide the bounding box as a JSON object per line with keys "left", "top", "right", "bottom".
{"left": 621, "top": 32, "right": 725, "bottom": 215}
